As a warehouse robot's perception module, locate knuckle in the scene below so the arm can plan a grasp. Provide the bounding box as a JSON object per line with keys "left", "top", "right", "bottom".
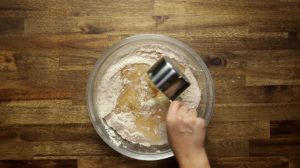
{"left": 171, "top": 101, "right": 181, "bottom": 107}
{"left": 176, "top": 115, "right": 184, "bottom": 121}
{"left": 196, "top": 118, "right": 206, "bottom": 128}
{"left": 172, "top": 100, "right": 181, "bottom": 105}
{"left": 190, "top": 117, "right": 197, "bottom": 124}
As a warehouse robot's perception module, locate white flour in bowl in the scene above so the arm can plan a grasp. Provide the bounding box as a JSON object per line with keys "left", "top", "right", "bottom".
{"left": 95, "top": 45, "right": 201, "bottom": 147}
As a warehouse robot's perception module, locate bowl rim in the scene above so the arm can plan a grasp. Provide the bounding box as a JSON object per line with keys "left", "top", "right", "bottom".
{"left": 87, "top": 34, "right": 215, "bottom": 160}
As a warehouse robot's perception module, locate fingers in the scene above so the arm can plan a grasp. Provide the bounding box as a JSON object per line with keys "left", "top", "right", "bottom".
{"left": 167, "top": 101, "right": 201, "bottom": 125}
{"left": 177, "top": 104, "right": 189, "bottom": 118}
{"left": 167, "top": 101, "right": 183, "bottom": 121}
{"left": 188, "top": 108, "right": 197, "bottom": 118}
{"left": 196, "top": 118, "right": 206, "bottom": 129}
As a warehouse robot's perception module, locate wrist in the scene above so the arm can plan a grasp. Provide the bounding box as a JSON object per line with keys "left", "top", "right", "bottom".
{"left": 177, "top": 149, "right": 210, "bottom": 168}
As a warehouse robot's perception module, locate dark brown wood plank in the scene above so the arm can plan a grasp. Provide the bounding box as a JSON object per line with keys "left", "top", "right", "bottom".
{"left": 154, "top": 0, "right": 281, "bottom": 16}
{"left": 0, "top": 141, "right": 116, "bottom": 160}
{"left": 210, "top": 157, "right": 288, "bottom": 168}
{"left": 0, "top": 34, "right": 108, "bottom": 52}
{"left": 80, "top": 157, "right": 180, "bottom": 168}
{"left": 0, "top": 124, "right": 97, "bottom": 142}
{"left": 249, "top": 138, "right": 300, "bottom": 156}
{"left": 0, "top": 0, "right": 154, "bottom": 15}
{"left": 78, "top": 157, "right": 157, "bottom": 168}
{"left": 24, "top": 14, "right": 251, "bottom": 34}
{"left": 0, "top": 69, "right": 89, "bottom": 90}
{"left": 12, "top": 51, "right": 59, "bottom": 71}
{"left": 0, "top": 69, "right": 90, "bottom": 102}
{"left": 213, "top": 103, "right": 300, "bottom": 122}
{"left": 246, "top": 67, "right": 300, "bottom": 86}
{"left": 215, "top": 80, "right": 300, "bottom": 104}
{"left": 289, "top": 157, "right": 300, "bottom": 168}
{"left": 245, "top": 49, "right": 300, "bottom": 86}
{"left": 154, "top": 0, "right": 300, "bottom": 24}
{"left": 0, "top": 51, "right": 17, "bottom": 72}
{"left": 207, "top": 121, "right": 270, "bottom": 139}
{"left": 0, "top": 87, "right": 72, "bottom": 102}
{"left": 0, "top": 106, "right": 88, "bottom": 125}
{"left": 25, "top": 16, "right": 156, "bottom": 34}
{"left": 71, "top": 88, "right": 86, "bottom": 106}
{"left": 249, "top": 21, "right": 300, "bottom": 33}
{"left": 0, "top": 99, "right": 72, "bottom": 105}
{"left": 0, "top": 17, "right": 24, "bottom": 34}
{"left": 59, "top": 50, "right": 99, "bottom": 71}
{"left": 245, "top": 50, "right": 300, "bottom": 68}
{"left": 206, "top": 139, "right": 249, "bottom": 157}
{"left": 109, "top": 31, "right": 298, "bottom": 52}
{"left": 0, "top": 160, "right": 76, "bottom": 168}
{"left": 271, "top": 120, "right": 300, "bottom": 138}
{"left": 1, "top": 31, "right": 296, "bottom": 53}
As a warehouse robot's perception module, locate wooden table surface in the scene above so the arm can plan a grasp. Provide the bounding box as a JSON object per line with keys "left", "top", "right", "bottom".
{"left": 1, "top": 0, "right": 300, "bottom": 167}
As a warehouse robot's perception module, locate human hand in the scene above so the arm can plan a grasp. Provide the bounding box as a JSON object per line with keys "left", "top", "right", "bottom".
{"left": 166, "top": 101, "right": 210, "bottom": 168}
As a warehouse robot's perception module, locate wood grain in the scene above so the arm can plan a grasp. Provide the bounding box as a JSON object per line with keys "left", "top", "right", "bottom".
{"left": 210, "top": 157, "right": 288, "bottom": 168}
{"left": 0, "top": 17, "right": 24, "bottom": 34}
{"left": 0, "top": 0, "right": 300, "bottom": 167}
{"left": 249, "top": 138, "right": 300, "bottom": 156}
{"left": 0, "top": 160, "right": 76, "bottom": 168}
{"left": 289, "top": 157, "right": 300, "bottom": 168}
{"left": 78, "top": 157, "right": 157, "bottom": 168}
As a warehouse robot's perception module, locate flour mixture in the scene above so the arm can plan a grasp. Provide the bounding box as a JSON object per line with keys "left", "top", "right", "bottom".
{"left": 95, "top": 45, "right": 201, "bottom": 147}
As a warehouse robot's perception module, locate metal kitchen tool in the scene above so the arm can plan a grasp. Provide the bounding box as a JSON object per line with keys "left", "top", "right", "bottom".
{"left": 147, "top": 57, "right": 191, "bottom": 100}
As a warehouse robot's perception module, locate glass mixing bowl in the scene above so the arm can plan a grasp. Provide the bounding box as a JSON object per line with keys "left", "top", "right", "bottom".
{"left": 87, "top": 34, "right": 214, "bottom": 160}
